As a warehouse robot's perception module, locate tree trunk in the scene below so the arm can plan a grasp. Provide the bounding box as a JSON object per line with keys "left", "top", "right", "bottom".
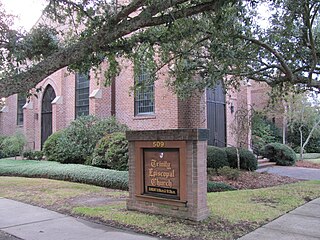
{"left": 299, "top": 125, "right": 304, "bottom": 161}
{"left": 301, "top": 118, "right": 320, "bottom": 160}
{"left": 236, "top": 147, "right": 240, "bottom": 170}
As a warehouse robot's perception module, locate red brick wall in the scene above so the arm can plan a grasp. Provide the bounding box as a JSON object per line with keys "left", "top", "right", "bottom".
{"left": 1, "top": 60, "right": 257, "bottom": 151}
{"left": 0, "top": 94, "right": 22, "bottom": 136}
{"left": 114, "top": 60, "right": 180, "bottom": 130}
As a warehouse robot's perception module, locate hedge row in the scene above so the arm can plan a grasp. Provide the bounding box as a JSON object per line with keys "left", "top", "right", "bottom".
{"left": 0, "top": 159, "right": 128, "bottom": 190}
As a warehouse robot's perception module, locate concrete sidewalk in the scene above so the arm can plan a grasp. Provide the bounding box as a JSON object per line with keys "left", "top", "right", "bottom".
{"left": 0, "top": 198, "right": 159, "bottom": 240}
{"left": 239, "top": 198, "right": 320, "bottom": 240}
{"left": 1, "top": 196, "right": 320, "bottom": 240}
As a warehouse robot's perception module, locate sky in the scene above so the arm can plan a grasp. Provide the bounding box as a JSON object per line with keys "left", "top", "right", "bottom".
{"left": 1, "top": 0, "right": 46, "bottom": 30}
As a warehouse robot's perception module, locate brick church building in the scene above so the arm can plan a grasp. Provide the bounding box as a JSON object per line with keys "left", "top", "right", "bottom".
{"left": 0, "top": 57, "right": 269, "bottom": 151}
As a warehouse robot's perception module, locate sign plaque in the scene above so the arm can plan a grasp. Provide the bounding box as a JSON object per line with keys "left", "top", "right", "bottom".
{"left": 144, "top": 148, "right": 180, "bottom": 199}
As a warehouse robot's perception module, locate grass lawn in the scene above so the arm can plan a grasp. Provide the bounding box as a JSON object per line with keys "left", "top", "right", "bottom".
{"left": 297, "top": 153, "right": 320, "bottom": 160}
{"left": 305, "top": 158, "right": 320, "bottom": 163}
{"left": 0, "top": 176, "right": 320, "bottom": 240}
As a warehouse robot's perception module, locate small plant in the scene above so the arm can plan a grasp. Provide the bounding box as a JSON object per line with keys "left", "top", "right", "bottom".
{"left": 23, "top": 150, "right": 44, "bottom": 160}
{"left": 264, "top": 143, "right": 297, "bottom": 166}
{"left": 207, "top": 181, "right": 236, "bottom": 192}
{"left": 207, "top": 167, "right": 217, "bottom": 176}
{"left": 33, "top": 151, "right": 44, "bottom": 160}
{"left": 207, "top": 146, "right": 229, "bottom": 170}
{"left": 23, "top": 150, "right": 33, "bottom": 160}
{"left": 217, "top": 166, "right": 240, "bottom": 180}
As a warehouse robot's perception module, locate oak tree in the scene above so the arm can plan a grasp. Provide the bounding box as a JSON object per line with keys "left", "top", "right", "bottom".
{"left": 0, "top": 0, "right": 319, "bottom": 98}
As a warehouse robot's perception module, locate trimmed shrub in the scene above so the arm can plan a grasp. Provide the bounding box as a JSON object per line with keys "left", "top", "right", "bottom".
{"left": 43, "top": 130, "right": 65, "bottom": 161}
{"left": 92, "top": 132, "right": 129, "bottom": 171}
{"left": 224, "top": 147, "right": 257, "bottom": 171}
{"left": 1, "top": 132, "right": 26, "bottom": 157}
{"left": 207, "top": 181, "right": 236, "bottom": 192}
{"left": 207, "top": 146, "right": 229, "bottom": 170}
{"left": 264, "top": 143, "right": 297, "bottom": 166}
{"left": 43, "top": 116, "right": 128, "bottom": 164}
{"left": 217, "top": 166, "right": 240, "bottom": 180}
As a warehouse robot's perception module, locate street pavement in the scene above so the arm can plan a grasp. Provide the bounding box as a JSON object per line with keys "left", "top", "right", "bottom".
{"left": 257, "top": 166, "right": 320, "bottom": 180}
{"left": 0, "top": 197, "right": 159, "bottom": 240}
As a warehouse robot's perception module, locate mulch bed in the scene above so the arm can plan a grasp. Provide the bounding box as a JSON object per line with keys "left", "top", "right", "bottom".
{"left": 295, "top": 161, "right": 320, "bottom": 169}
{"left": 209, "top": 171, "right": 300, "bottom": 190}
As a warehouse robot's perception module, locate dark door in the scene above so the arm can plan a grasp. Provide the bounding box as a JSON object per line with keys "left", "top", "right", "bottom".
{"left": 207, "top": 82, "right": 226, "bottom": 147}
{"left": 41, "top": 85, "right": 56, "bottom": 148}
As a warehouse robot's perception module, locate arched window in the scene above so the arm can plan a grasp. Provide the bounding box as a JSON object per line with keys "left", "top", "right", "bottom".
{"left": 41, "top": 85, "right": 56, "bottom": 148}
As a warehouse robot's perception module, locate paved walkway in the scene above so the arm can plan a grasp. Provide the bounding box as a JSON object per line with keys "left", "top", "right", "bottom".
{"left": 257, "top": 166, "right": 320, "bottom": 180}
{"left": 0, "top": 198, "right": 159, "bottom": 240}
{"left": 239, "top": 198, "right": 320, "bottom": 240}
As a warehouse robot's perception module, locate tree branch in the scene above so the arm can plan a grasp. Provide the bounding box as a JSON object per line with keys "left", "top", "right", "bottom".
{"left": 0, "top": 0, "right": 227, "bottom": 97}
{"left": 237, "top": 35, "right": 293, "bottom": 80}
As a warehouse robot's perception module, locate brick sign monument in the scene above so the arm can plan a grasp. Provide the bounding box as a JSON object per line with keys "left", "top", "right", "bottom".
{"left": 126, "top": 129, "right": 209, "bottom": 221}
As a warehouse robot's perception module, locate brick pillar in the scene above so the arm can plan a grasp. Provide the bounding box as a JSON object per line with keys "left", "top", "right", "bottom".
{"left": 23, "top": 102, "right": 35, "bottom": 150}
{"left": 52, "top": 96, "right": 65, "bottom": 132}
{"left": 89, "top": 88, "right": 111, "bottom": 118}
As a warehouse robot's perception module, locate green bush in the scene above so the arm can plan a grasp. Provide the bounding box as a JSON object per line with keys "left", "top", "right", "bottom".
{"left": 0, "top": 159, "right": 128, "bottom": 190}
{"left": 23, "top": 150, "right": 44, "bottom": 160}
{"left": 43, "top": 116, "right": 128, "bottom": 164}
{"left": 92, "top": 132, "right": 128, "bottom": 170}
{"left": 252, "top": 113, "right": 281, "bottom": 155}
{"left": 207, "top": 146, "right": 229, "bottom": 169}
{"left": 224, "top": 147, "right": 257, "bottom": 170}
{"left": 217, "top": 166, "right": 241, "bottom": 180}
{"left": 207, "top": 181, "right": 236, "bottom": 192}
{"left": 1, "top": 132, "right": 26, "bottom": 157}
{"left": 43, "top": 130, "right": 65, "bottom": 161}
{"left": 0, "top": 135, "right": 8, "bottom": 158}
{"left": 264, "top": 143, "right": 297, "bottom": 166}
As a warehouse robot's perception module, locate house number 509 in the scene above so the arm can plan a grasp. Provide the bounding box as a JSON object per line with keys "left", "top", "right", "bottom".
{"left": 153, "top": 141, "right": 165, "bottom": 148}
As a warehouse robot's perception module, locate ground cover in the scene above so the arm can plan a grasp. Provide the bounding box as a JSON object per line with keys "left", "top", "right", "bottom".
{"left": 209, "top": 171, "right": 299, "bottom": 189}
{"left": 0, "top": 177, "right": 319, "bottom": 240}
{"left": 0, "top": 158, "right": 128, "bottom": 190}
